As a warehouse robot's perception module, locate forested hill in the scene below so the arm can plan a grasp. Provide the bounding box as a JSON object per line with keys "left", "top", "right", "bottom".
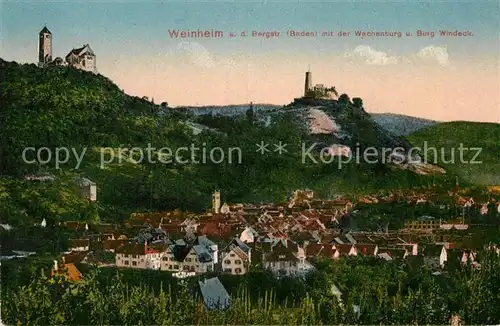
{"left": 0, "top": 58, "right": 178, "bottom": 176}
{"left": 0, "top": 59, "right": 454, "bottom": 225}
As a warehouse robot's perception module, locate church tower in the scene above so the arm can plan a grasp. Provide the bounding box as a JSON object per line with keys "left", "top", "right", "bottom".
{"left": 212, "top": 190, "right": 221, "bottom": 214}
{"left": 304, "top": 69, "right": 312, "bottom": 96}
{"left": 38, "top": 26, "right": 52, "bottom": 67}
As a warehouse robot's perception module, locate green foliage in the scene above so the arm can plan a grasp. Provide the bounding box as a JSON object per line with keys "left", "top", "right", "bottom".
{"left": 3, "top": 252, "right": 500, "bottom": 324}
{"left": 408, "top": 121, "right": 500, "bottom": 185}
{"left": 352, "top": 97, "right": 363, "bottom": 109}
{"left": 338, "top": 93, "right": 350, "bottom": 105}
{"left": 0, "top": 59, "right": 455, "bottom": 225}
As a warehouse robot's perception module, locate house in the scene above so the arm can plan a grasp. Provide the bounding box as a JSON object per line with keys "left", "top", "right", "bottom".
{"left": 51, "top": 260, "right": 82, "bottom": 282}
{"left": 65, "top": 44, "right": 97, "bottom": 73}
{"left": 239, "top": 226, "right": 259, "bottom": 243}
{"left": 198, "top": 277, "right": 231, "bottom": 310}
{"left": 377, "top": 248, "right": 409, "bottom": 261}
{"left": 305, "top": 243, "right": 336, "bottom": 260}
{"left": 194, "top": 235, "right": 218, "bottom": 264}
{"left": 447, "top": 249, "right": 479, "bottom": 268}
{"left": 221, "top": 238, "right": 251, "bottom": 275}
{"left": 331, "top": 283, "right": 343, "bottom": 307}
{"left": 354, "top": 244, "right": 378, "bottom": 257}
{"left": 136, "top": 227, "right": 170, "bottom": 245}
{"left": 103, "top": 239, "right": 132, "bottom": 252}
{"left": 160, "top": 238, "right": 215, "bottom": 274}
{"left": 263, "top": 239, "right": 314, "bottom": 277}
{"left": 77, "top": 177, "right": 97, "bottom": 202}
{"left": 68, "top": 239, "right": 90, "bottom": 251}
{"left": 422, "top": 244, "right": 447, "bottom": 269}
{"left": 115, "top": 242, "right": 162, "bottom": 270}
{"left": 332, "top": 244, "right": 358, "bottom": 259}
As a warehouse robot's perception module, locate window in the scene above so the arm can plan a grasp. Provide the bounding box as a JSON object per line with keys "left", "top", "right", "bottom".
{"left": 230, "top": 253, "right": 235, "bottom": 257}
{"left": 132, "top": 261, "right": 137, "bottom": 266}
{"left": 173, "top": 265, "right": 179, "bottom": 270}
{"left": 224, "top": 268, "right": 232, "bottom": 273}
{"left": 132, "top": 254, "right": 137, "bottom": 259}
{"left": 168, "top": 265, "right": 172, "bottom": 269}
{"left": 162, "top": 257, "right": 168, "bottom": 261}
{"left": 124, "top": 261, "right": 129, "bottom": 265}
{"left": 124, "top": 254, "right": 129, "bottom": 258}
{"left": 185, "top": 258, "right": 192, "bottom": 262}
{"left": 235, "top": 268, "right": 242, "bottom": 274}
{"left": 235, "top": 260, "right": 242, "bottom": 265}
{"left": 224, "top": 260, "right": 231, "bottom": 265}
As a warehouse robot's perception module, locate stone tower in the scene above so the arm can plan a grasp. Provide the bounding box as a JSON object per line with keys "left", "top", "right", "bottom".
{"left": 38, "top": 26, "right": 52, "bottom": 67}
{"left": 212, "top": 190, "right": 221, "bottom": 214}
{"left": 304, "top": 69, "right": 312, "bottom": 96}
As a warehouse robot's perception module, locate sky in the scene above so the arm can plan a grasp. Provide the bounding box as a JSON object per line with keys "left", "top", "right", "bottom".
{"left": 1, "top": 1, "right": 499, "bottom": 122}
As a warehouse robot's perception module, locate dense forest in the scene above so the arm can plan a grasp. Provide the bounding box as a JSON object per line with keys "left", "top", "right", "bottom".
{"left": 0, "top": 59, "right": 457, "bottom": 226}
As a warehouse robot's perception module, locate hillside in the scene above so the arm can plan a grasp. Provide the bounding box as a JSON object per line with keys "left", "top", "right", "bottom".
{"left": 408, "top": 122, "right": 500, "bottom": 185}
{"left": 371, "top": 113, "right": 438, "bottom": 136}
{"left": 0, "top": 58, "right": 455, "bottom": 225}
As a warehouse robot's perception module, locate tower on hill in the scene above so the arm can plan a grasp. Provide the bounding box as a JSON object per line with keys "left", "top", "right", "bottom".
{"left": 38, "top": 26, "right": 52, "bottom": 67}
{"left": 304, "top": 69, "right": 312, "bottom": 96}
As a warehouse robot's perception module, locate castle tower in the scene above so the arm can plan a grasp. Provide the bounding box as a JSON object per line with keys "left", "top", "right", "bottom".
{"left": 304, "top": 69, "right": 312, "bottom": 96}
{"left": 212, "top": 190, "right": 221, "bottom": 214}
{"left": 38, "top": 26, "right": 52, "bottom": 67}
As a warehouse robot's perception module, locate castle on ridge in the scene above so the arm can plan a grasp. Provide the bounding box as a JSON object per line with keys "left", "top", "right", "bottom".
{"left": 303, "top": 69, "right": 337, "bottom": 99}
{"left": 38, "top": 26, "right": 97, "bottom": 73}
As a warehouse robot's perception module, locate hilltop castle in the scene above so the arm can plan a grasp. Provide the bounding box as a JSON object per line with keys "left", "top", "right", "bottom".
{"left": 38, "top": 26, "right": 97, "bottom": 73}
{"left": 303, "top": 69, "right": 337, "bottom": 99}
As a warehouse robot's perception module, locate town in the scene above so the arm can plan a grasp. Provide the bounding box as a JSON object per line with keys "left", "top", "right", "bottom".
{"left": 8, "top": 182, "right": 497, "bottom": 292}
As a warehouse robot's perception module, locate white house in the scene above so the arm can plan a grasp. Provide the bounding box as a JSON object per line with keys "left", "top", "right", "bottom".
{"left": 422, "top": 244, "right": 448, "bottom": 269}
{"left": 239, "top": 226, "right": 259, "bottom": 243}
{"left": 115, "top": 243, "right": 162, "bottom": 270}
{"left": 68, "top": 239, "right": 90, "bottom": 252}
{"left": 263, "top": 239, "right": 315, "bottom": 277}
{"left": 160, "top": 239, "right": 215, "bottom": 274}
{"left": 65, "top": 44, "right": 97, "bottom": 73}
{"left": 221, "top": 238, "right": 251, "bottom": 275}
{"left": 77, "top": 177, "right": 97, "bottom": 202}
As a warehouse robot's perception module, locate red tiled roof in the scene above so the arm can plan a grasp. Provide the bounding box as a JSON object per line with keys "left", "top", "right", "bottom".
{"left": 68, "top": 239, "right": 89, "bottom": 248}
{"left": 51, "top": 263, "right": 82, "bottom": 282}
{"left": 115, "top": 242, "right": 159, "bottom": 255}
{"left": 334, "top": 244, "right": 356, "bottom": 255}
{"left": 62, "top": 251, "right": 89, "bottom": 264}
{"left": 355, "top": 244, "right": 377, "bottom": 256}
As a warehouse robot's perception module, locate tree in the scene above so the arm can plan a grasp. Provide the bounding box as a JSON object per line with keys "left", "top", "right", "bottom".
{"left": 338, "top": 93, "right": 351, "bottom": 105}
{"left": 246, "top": 105, "right": 254, "bottom": 124}
{"left": 352, "top": 97, "right": 363, "bottom": 109}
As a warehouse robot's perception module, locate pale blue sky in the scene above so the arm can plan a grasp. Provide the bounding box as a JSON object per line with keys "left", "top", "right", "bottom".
{"left": 0, "top": 1, "right": 498, "bottom": 121}
{"left": 1, "top": 1, "right": 498, "bottom": 62}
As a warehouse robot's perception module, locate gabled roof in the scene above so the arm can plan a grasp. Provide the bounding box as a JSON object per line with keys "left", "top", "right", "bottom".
{"left": 355, "top": 244, "right": 378, "bottom": 256}
{"left": 193, "top": 245, "right": 213, "bottom": 263}
{"left": 422, "top": 244, "right": 446, "bottom": 257}
{"left": 62, "top": 251, "right": 89, "bottom": 264}
{"left": 198, "top": 277, "right": 231, "bottom": 310}
{"left": 51, "top": 263, "right": 82, "bottom": 282}
{"left": 233, "top": 238, "right": 250, "bottom": 254}
{"left": 66, "top": 44, "right": 95, "bottom": 58}
{"left": 115, "top": 242, "right": 157, "bottom": 255}
{"left": 40, "top": 26, "right": 51, "bottom": 34}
